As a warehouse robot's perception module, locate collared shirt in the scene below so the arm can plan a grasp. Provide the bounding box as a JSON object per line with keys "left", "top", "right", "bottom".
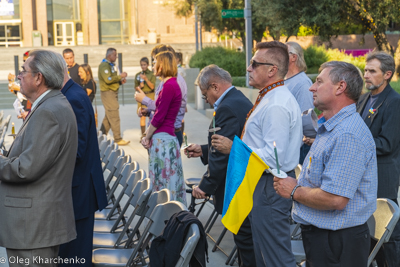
{"left": 242, "top": 84, "right": 302, "bottom": 172}
{"left": 142, "top": 73, "right": 187, "bottom": 128}
{"left": 292, "top": 104, "right": 377, "bottom": 230}
{"left": 214, "top": 86, "right": 234, "bottom": 110}
{"left": 285, "top": 71, "right": 314, "bottom": 113}
{"left": 31, "top": 90, "right": 51, "bottom": 111}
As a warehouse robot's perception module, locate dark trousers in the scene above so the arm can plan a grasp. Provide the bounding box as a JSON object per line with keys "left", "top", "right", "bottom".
{"left": 58, "top": 213, "right": 95, "bottom": 267}
{"left": 301, "top": 222, "right": 370, "bottom": 267}
{"left": 371, "top": 198, "right": 400, "bottom": 267}
{"left": 175, "top": 130, "right": 183, "bottom": 148}
{"left": 249, "top": 171, "right": 296, "bottom": 267}
{"left": 233, "top": 217, "right": 257, "bottom": 267}
{"left": 299, "top": 144, "right": 311, "bottom": 164}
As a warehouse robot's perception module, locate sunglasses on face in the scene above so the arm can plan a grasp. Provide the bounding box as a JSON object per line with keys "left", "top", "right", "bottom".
{"left": 250, "top": 59, "right": 276, "bottom": 69}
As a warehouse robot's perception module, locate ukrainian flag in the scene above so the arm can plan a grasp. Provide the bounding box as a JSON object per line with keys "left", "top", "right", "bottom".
{"left": 222, "top": 136, "right": 270, "bottom": 234}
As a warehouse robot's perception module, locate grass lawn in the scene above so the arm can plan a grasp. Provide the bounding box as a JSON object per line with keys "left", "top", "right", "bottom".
{"left": 390, "top": 80, "right": 400, "bottom": 94}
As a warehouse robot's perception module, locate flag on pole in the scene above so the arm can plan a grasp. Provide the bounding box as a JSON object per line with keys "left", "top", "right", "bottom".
{"left": 221, "top": 136, "right": 270, "bottom": 234}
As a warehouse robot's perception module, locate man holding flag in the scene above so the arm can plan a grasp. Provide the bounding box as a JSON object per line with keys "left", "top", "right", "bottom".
{"left": 212, "top": 41, "right": 302, "bottom": 267}
{"left": 185, "top": 65, "right": 256, "bottom": 267}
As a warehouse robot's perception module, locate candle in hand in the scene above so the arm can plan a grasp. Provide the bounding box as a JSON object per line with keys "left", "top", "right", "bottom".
{"left": 183, "top": 132, "right": 188, "bottom": 147}
{"left": 273, "top": 141, "right": 280, "bottom": 174}
{"left": 213, "top": 112, "right": 216, "bottom": 134}
{"left": 11, "top": 122, "right": 15, "bottom": 135}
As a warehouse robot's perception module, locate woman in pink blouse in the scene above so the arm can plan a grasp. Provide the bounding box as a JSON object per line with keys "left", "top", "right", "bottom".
{"left": 140, "top": 51, "right": 186, "bottom": 205}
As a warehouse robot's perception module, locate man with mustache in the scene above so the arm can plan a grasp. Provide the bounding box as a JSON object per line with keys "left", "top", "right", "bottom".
{"left": 356, "top": 51, "right": 400, "bottom": 267}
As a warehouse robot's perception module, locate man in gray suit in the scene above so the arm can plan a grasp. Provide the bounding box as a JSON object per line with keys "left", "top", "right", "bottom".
{"left": 0, "top": 50, "right": 78, "bottom": 267}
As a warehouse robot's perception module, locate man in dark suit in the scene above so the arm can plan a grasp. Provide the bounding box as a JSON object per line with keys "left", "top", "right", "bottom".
{"left": 357, "top": 51, "right": 400, "bottom": 267}
{"left": 185, "top": 65, "right": 256, "bottom": 267}
{"left": 0, "top": 50, "right": 78, "bottom": 266}
{"left": 58, "top": 66, "right": 108, "bottom": 266}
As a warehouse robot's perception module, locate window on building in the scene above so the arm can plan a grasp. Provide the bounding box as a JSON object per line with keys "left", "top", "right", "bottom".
{"left": 98, "top": 0, "right": 130, "bottom": 44}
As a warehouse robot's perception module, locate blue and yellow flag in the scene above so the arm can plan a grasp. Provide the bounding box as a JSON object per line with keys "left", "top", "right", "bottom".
{"left": 222, "top": 136, "right": 270, "bottom": 234}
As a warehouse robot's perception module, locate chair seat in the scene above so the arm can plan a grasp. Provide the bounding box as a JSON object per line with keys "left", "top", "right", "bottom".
{"left": 93, "top": 232, "right": 125, "bottom": 249}
{"left": 93, "top": 248, "right": 133, "bottom": 267}
{"left": 95, "top": 210, "right": 124, "bottom": 220}
{"left": 94, "top": 220, "right": 128, "bottom": 233}
{"left": 185, "top": 177, "right": 201, "bottom": 188}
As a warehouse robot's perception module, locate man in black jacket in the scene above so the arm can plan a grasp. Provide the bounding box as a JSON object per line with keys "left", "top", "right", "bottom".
{"left": 357, "top": 51, "right": 400, "bottom": 267}
{"left": 185, "top": 64, "right": 256, "bottom": 267}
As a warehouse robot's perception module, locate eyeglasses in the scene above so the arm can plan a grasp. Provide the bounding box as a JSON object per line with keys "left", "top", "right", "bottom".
{"left": 201, "top": 84, "right": 213, "bottom": 100}
{"left": 18, "top": 69, "right": 37, "bottom": 76}
{"left": 249, "top": 59, "right": 276, "bottom": 69}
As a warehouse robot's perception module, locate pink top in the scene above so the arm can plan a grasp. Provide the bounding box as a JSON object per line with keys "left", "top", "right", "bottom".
{"left": 151, "top": 77, "right": 182, "bottom": 136}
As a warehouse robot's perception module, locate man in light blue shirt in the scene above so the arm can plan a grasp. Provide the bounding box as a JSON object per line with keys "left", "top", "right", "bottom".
{"left": 274, "top": 61, "right": 377, "bottom": 267}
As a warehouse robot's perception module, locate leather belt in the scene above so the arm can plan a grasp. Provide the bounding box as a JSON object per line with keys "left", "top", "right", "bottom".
{"left": 175, "top": 127, "right": 182, "bottom": 132}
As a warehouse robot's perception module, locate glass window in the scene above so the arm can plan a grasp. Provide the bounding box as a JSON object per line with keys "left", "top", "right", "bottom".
{"left": 101, "top": 21, "right": 121, "bottom": 36}
{"left": 0, "top": 0, "right": 20, "bottom": 19}
{"left": 52, "top": 0, "right": 74, "bottom": 20}
{"left": 98, "top": 0, "right": 130, "bottom": 44}
{"left": 99, "top": 0, "right": 121, "bottom": 20}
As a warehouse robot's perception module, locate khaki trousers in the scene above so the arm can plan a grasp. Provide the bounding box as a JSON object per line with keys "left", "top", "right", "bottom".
{"left": 100, "top": 90, "right": 122, "bottom": 142}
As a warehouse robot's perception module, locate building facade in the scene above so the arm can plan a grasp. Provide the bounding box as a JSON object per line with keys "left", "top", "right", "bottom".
{"left": 0, "top": 0, "right": 197, "bottom": 47}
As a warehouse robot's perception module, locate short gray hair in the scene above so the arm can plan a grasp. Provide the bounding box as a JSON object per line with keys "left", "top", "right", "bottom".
{"left": 106, "top": 48, "right": 116, "bottom": 57}
{"left": 197, "top": 64, "right": 232, "bottom": 90}
{"left": 28, "top": 50, "right": 65, "bottom": 90}
{"left": 319, "top": 61, "right": 363, "bottom": 102}
{"left": 286, "top": 42, "right": 307, "bottom": 72}
{"left": 366, "top": 51, "right": 395, "bottom": 82}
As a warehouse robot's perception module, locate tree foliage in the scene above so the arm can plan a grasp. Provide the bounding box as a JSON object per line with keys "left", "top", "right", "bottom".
{"left": 172, "top": 0, "right": 266, "bottom": 46}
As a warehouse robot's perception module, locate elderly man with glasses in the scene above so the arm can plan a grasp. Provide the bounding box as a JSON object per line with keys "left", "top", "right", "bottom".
{"left": 212, "top": 41, "right": 302, "bottom": 267}
{"left": 184, "top": 64, "right": 256, "bottom": 267}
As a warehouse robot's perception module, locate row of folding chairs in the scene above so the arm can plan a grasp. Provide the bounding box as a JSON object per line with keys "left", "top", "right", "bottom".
{"left": 95, "top": 132, "right": 202, "bottom": 266}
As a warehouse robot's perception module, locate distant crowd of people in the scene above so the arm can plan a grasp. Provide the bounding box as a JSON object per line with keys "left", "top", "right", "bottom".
{"left": 1, "top": 40, "right": 400, "bottom": 267}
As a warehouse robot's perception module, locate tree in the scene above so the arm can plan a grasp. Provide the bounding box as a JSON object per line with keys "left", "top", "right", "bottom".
{"left": 172, "top": 0, "right": 267, "bottom": 48}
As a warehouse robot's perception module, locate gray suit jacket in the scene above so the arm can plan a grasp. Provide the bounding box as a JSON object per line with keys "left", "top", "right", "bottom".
{"left": 356, "top": 85, "right": 400, "bottom": 199}
{"left": 0, "top": 90, "right": 78, "bottom": 249}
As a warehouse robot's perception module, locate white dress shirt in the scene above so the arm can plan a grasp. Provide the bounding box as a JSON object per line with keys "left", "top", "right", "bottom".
{"left": 242, "top": 85, "right": 302, "bottom": 172}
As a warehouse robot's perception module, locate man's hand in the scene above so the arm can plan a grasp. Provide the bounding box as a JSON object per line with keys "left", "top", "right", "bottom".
{"left": 121, "top": 72, "right": 128, "bottom": 78}
{"left": 184, "top": 144, "right": 202, "bottom": 158}
{"left": 303, "top": 136, "right": 315, "bottom": 146}
{"left": 273, "top": 176, "right": 297, "bottom": 199}
{"left": 211, "top": 134, "right": 232, "bottom": 154}
{"left": 120, "top": 78, "right": 127, "bottom": 85}
{"left": 18, "top": 111, "right": 29, "bottom": 120}
{"left": 135, "top": 87, "right": 146, "bottom": 103}
{"left": 192, "top": 186, "right": 207, "bottom": 199}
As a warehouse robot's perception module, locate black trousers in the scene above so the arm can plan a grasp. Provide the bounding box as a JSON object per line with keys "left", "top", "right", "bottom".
{"left": 301, "top": 222, "right": 370, "bottom": 267}
{"left": 233, "top": 217, "right": 256, "bottom": 267}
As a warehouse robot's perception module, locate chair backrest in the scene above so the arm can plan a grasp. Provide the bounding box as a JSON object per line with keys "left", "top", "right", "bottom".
{"left": 148, "top": 201, "right": 188, "bottom": 236}
{"left": 145, "top": 189, "right": 171, "bottom": 218}
{"left": 99, "top": 138, "right": 112, "bottom": 158}
{"left": 124, "top": 169, "right": 147, "bottom": 196}
{"left": 103, "top": 148, "right": 123, "bottom": 173}
{"left": 107, "top": 161, "right": 138, "bottom": 202}
{"left": 175, "top": 223, "right": 201, "bottom": 267}
{"left": 104, "top": 153, "right": 129, "bottom": 188}
{"left": 129, "top": 178, "right": 152, "bottom": 209}
{"left": 98, "top": 134, "right": 105, "bottom": 145}
{"left": 368, "top": 198, "right": 400, "bottom": 266}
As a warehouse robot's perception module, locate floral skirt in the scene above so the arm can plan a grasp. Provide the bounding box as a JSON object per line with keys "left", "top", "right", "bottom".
{"left": 149, "top": 132, "right": 187, "bottom": 206}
